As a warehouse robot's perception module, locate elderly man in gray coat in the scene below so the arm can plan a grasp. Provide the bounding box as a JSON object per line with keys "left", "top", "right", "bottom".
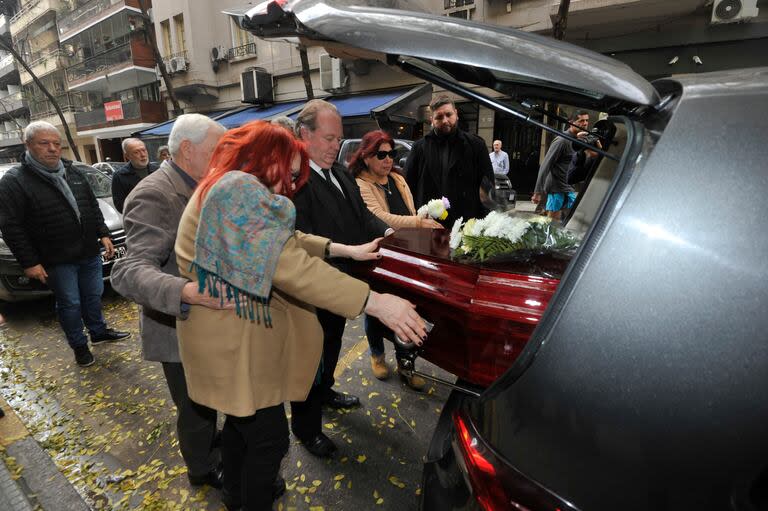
{"left": 110, "top": 114, "right": 228, "bottom": 489}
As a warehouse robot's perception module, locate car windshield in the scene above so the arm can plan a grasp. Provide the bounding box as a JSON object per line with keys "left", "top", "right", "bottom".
{"left": 75, "top": 164, "right": 112, "bottom": 198}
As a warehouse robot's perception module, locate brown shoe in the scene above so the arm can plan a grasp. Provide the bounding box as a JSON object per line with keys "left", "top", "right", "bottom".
{"left": 399, "top": 371, "right": 426, "bottom": 391}
{"left": 370, "top": 354, "right": 390, "bottom": 380}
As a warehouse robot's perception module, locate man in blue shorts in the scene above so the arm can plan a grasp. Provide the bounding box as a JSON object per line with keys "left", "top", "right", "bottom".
{"left": 533, "top": 110, "right": 589, "bottom": 220}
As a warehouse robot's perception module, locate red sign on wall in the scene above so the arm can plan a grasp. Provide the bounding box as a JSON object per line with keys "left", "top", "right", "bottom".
{"left": 104, "top": 100, "right": 124, "bottom": 121}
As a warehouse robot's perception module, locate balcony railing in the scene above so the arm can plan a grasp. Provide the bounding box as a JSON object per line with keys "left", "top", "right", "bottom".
{"left": 0, "top": 130, "right": 23, "bottom": 141}
{"left": 74, "top": 99, "right": 167, "bottom": 130}
{"left": 443, "top": 0, "right": 473, "bottom": 7}
{"left": 65, "top": 42, "right": 132, "bottom": 84}
{"left": 161, "top": 50, "right": 188, "bottom": 73}
{"left": 29, "top": 92, "right": 87, "bottom": 120}
{"left": 0, "top": 92, "right": 26, "bottom": 115}
{"left": 0, "top": 14, "right": 9, "bottom": 35}
{"left": 227, "top": 43, "right": 257, "bottom": 61}
{"left": 57, "top": 0, "right": 136, "bottom": 40}
{"left": 18, "top": 48, "right": 69, "bottom": 83}
{"left": 0, "top": 54, "right": 16, "bottom": 78}
{"left": 10, "top": 0, "right": 60, "bottom": 31}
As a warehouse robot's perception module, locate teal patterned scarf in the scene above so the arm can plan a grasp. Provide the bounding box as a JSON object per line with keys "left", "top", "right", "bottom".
{"left": 192, "top": 171, "right": 295, "bottom": 325}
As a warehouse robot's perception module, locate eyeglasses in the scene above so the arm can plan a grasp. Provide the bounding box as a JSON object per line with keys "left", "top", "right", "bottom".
{"left": 375, "top": 150, "right": 398, "bottom": 160}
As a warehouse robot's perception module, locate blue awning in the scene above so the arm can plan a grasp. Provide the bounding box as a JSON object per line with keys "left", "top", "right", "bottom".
{"left": 135, "top": 86, "right": 430, "bottom": 137}
{"left": 212, "top": 101, "right": 305, "bottom": 129}
{"left": 133, "top": 109, "right": 229, "bottom": 137}
{"left": 287, "top": 90, "right": 409, "bottom": 120}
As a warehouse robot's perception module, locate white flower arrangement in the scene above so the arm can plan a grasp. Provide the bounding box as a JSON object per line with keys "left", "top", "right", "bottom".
{"left": 449, "top": 211, "right": 580, "bottom": 262}
{"left": 417, "top": 197, "right": 451, "bottom": 221}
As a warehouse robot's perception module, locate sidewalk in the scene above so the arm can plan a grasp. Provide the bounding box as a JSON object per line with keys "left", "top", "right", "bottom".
{"left": 0, "top": 397, "right": 89, "bottom": 511}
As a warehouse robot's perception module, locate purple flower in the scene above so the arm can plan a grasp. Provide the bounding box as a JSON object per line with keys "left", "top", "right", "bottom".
{"left": 441, "top": 196, "right": 451, "bottom": 209}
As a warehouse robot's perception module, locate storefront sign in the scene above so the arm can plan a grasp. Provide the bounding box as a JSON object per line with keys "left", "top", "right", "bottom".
{"left": 104, "top": 100, "right": 124, "bottom": 121}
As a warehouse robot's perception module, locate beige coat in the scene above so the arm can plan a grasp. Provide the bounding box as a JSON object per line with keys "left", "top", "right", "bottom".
{"left": 356, "top": 172, "right": 420, "bottom": 229}
{"left": 175, "top": 192, "right": 370, "bottom": 417}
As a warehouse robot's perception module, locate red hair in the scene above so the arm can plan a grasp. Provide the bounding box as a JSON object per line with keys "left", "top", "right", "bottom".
{"left": 348, "top": 130, "right": 396, "bottom": 177}
{"left": 197, "top": 120, "right": 310, "bottom": 206}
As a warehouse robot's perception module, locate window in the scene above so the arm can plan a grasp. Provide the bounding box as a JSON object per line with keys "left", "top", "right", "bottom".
{"left": 173, "top": 14, "right": 186, "bottom": 53}
{"left": 136, "top": 83, "right": 160, "bottom": 102}
{"left": 230, "top": 17, "right": 256, "bottom": 49}
{"left": 160, "top": 20, "right": 172, "bottom": 55}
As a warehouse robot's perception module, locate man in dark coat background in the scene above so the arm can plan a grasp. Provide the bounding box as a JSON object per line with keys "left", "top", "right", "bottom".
{"left": 405, "top": 95, "right": 494, "bottom": 226}
{"left": 111, "top": 137, "right": 159, "bottom": 213}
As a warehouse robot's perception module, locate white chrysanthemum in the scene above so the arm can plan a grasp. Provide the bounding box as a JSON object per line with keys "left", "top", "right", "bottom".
{"left": 416, "top": 205, "right": 428, "bottom": 218}
{"left": 481, "top": 212, "right": 530, "bottom": 243}
{"left": 469, "top": 217, "right": 486, "bottom": 236}
{"left": 449, "top": 217, "right": 464, "bottom": 249}
{"left": 427, "top": 199, "right": 446, "bottom": 219}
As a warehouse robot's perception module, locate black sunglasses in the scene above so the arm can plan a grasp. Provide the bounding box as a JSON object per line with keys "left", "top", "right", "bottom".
{"left": 375, "top": 150, "right": 398, "bottom": 160}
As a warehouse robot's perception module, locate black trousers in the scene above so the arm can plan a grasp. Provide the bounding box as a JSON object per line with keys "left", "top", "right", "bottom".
{"left": 161, "top": 362, "right": 218, "bottom": 477}
{"left": 289, "top": 308, "right": 346, "bottom": 440}
{"left": 222, "top": 405, "right": 288, "bottom": 511}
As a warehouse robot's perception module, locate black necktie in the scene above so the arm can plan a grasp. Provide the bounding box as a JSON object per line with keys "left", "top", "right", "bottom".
{"left": 321, "top": 168, "right": 345, "bottom": 198}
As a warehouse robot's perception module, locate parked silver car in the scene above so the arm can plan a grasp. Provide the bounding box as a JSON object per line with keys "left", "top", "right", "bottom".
{"left": 0, "top": 163, "right": 126, "bottom": 302}
{"left": 92, "top": 161, "right": 127, "bottom": 177}
{"left": 231, "top": 2, "right": 768, "bottom": 510}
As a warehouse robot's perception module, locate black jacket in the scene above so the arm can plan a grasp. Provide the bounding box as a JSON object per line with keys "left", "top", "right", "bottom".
{"left": 111, "top": 161, "right": 159, "bottom": 213}
{"left": 0, "top": 159, "right": 110, "bottom": 268}
{"left": 293, "top": 163, "right": 387, "bottom": 273}
{"left": 405, "top": 128, "right": 493, "bottom": 226}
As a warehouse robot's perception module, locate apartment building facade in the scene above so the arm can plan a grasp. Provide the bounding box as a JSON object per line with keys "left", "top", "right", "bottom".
{"left": 10, "top": 0, "right": 88, "bottom": 161}
{"left": 139, "top": 0, "right": 429, "bottom": 152}
{"left": 0, "top": 5, "right": 29, "bottom": 162}
{"left": 56, "top": 0, "right": 167, "bottom": 162}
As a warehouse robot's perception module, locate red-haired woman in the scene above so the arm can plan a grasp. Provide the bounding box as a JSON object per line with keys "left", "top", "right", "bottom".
{"left": 174, "top": 121, "right": 426, "bottom": 510}
{"left": 348, "top": 130, "right": 442, "bottom": 390}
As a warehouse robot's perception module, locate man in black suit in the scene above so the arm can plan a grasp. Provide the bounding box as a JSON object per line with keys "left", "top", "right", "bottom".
{"left": 290, "top": 99, "right": 391, "bottom": 458}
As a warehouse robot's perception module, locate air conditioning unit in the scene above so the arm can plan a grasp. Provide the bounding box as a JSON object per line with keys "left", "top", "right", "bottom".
{"left": 319, "top": 53, "right": 346, "bottom": 91}
{"left": 170, "top": 56, "right": 187, "bottom": 73}
{"left": 240, "top": 68, "right": 273, "bottom": 104}
{"left": 711, "top": 0, "right": 759, "bottom": 24}
{"left": 211, "top": 45, "right": 227, "bottom": 62}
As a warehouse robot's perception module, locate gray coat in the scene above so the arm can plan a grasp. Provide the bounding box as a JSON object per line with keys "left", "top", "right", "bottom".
{"left": 110, "top": 161, "right": 195, "bottom": 362}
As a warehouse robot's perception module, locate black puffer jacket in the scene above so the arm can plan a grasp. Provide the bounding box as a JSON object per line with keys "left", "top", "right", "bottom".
{"left": 0, "top": 159, "right": 110, "bottom": 268}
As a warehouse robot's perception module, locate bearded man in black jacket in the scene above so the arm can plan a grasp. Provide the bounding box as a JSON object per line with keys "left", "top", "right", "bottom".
{"left": 405, "top": 95, "right": 494, "bottom": 227}
{"left": 0, "top": 121, "right": 129, "bottom": 367}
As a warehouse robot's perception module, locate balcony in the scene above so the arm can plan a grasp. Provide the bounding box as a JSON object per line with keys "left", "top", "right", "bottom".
{"left": 0, "top": 129, "right": 23, "bottom": 148}
{"left": 65, "top": 40, "right": 157, "bottom": 93}
{"left": 0, "top": 54, "right": 16, "bottom": 81}
{"left": 0, "top": 14, "right": 9, "bottom": 35}
{"left": 74, "top": 99, "right": 167, "bottom": 132}
{"left": 161, "top": 50, "right": 188, "bottom": 74}
{"left": 0, "top": 92, "right": 27, "bottom": 116}
{"left": 10, "top": 0, "right": 61, "bottom": 33}
{"left": 28, "top": 92, "right": 86, "bottom": 123}
{"left": 226, "top": 43, "right": 257, "bottom": 61}
{"left": 58, "top": 0, "right": 144, "bottom": 42}
{"left": 18, "top": 48, "right": 70, "bottom": 85}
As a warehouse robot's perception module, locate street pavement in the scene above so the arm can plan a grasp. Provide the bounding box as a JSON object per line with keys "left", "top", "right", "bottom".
{"left": 0, "top": 288, "right": 453, "bottom": 510}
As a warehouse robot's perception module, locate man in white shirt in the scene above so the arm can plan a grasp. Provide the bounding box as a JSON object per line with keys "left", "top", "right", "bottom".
{"left": 489, "top": 140, "right": 509, "bottom": 177}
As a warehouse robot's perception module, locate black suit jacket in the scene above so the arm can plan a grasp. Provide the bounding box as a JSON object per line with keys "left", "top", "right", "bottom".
{"left": 293, "top": 162, "right": 388, "bottom": 272}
